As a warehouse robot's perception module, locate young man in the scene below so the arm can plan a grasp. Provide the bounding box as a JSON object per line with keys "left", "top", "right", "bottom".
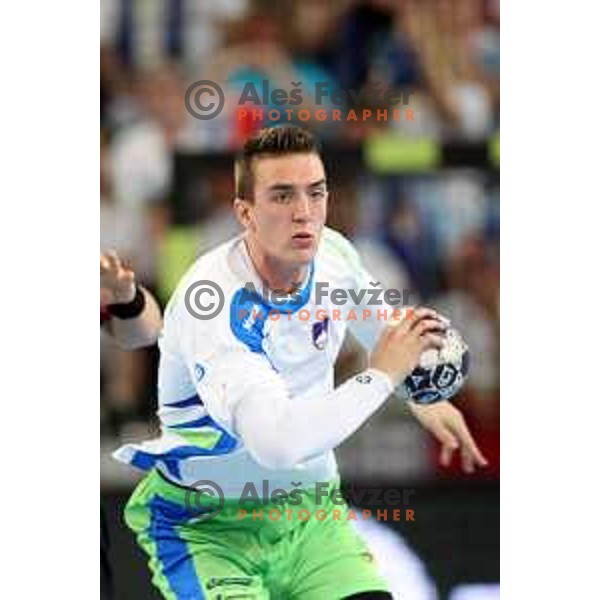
{"left": 115, "top": 127, "right": 486, "bottom": 599}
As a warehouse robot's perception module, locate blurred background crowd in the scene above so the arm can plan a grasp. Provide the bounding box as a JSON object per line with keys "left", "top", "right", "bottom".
{"left": 100, "top": 1, "right": 499, "bottom": 597}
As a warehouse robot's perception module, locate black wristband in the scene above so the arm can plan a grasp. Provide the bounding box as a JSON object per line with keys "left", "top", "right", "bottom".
{"left": 107, "top": 286, "right": 146, "bottom": 320}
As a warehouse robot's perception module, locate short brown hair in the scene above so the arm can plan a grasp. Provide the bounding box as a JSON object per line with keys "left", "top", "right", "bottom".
{"left": 235, "top": 126, "right": 319, "bottom": 200}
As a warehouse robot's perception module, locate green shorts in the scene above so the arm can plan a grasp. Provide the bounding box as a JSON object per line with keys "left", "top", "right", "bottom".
{"left": 124, "top": 469, "right": 390, "bottom": 599}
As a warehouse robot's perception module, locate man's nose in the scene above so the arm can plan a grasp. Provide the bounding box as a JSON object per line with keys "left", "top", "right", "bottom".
{"left": 292, "top": 194, "right": 311, "bottom": 221}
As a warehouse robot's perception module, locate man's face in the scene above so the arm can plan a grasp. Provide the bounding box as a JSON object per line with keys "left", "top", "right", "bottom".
{"left": 241, "top": 153, "right": 328, "bottom": 267}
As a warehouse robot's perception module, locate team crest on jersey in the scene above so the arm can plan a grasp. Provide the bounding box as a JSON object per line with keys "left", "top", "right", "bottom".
{"left": 312, "top": 318, "right": 329, "bottom": 350}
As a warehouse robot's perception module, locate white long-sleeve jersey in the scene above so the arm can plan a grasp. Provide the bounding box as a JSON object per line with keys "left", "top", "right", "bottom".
{"left": 114, "top": 227, "right": 401, "bottom": 496}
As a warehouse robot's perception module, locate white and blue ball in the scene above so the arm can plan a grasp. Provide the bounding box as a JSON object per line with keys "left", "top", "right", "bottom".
{"left": 403, "top": 327, "right": 470, "bottom": 404}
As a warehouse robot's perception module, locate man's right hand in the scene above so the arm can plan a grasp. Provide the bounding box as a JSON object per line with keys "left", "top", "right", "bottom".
{"left": 100, "top": 251, "right": 136, "bottom": 306}
{"left": 369, "top": 307, "right": 448, "bottom": 387}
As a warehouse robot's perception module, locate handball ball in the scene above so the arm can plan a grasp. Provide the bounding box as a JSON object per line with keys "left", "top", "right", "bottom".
{"left": 403, "top": 326, "right": 470, "bottom": 404}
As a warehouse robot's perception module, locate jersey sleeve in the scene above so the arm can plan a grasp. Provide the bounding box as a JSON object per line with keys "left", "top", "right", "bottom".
{"left": 173, "top": 287, "right": 393, "bottom": 470}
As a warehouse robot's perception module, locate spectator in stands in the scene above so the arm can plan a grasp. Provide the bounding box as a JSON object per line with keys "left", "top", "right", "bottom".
{"left": 398, "top": 0, "right": 496, "bottom": 138}
{"left": 109, "top": 64, "right": 183, "bottom": 211}
{"left": 202, "top": 7, "right": 343, "bottom": 141}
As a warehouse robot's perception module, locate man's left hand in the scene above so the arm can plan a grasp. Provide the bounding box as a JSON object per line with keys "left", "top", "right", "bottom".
{"left": 408, "top": 400, "right": 488, "bottom": 473}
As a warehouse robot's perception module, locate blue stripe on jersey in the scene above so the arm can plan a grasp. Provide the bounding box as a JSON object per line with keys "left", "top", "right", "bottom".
{"left": 166, "top": 413, "right": 238, "bottom": 450}
{"left": 130, "top": 442, "right": 239, "bottom": 479}
{"left": 163, "top": 394, "right": 204, "bottom": 409}
{"left": 130, "top": 450, "right": 159, "bottom": 472}
{"left": 229, "top": 289, "right": 268, "bottom": 354}
{"left": 229, "top": 261, "right": 315, "bottom": 354}
{"left": 148, "top": 496, "right": 206, "bottom": 599}
{"left": 212, "top": 430, "right": 238, "bottom": 453}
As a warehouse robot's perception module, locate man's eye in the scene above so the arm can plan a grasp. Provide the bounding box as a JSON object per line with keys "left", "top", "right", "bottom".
{"left": 311, "top": 189, "right": 327, "bottom": 199}
{"left": 274, "top": 192, "right": 292, "bottom": 203}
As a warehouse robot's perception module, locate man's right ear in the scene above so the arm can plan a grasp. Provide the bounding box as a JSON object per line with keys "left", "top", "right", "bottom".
{"left": 233, "top": 197, "right": 252, "bottom": 229}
